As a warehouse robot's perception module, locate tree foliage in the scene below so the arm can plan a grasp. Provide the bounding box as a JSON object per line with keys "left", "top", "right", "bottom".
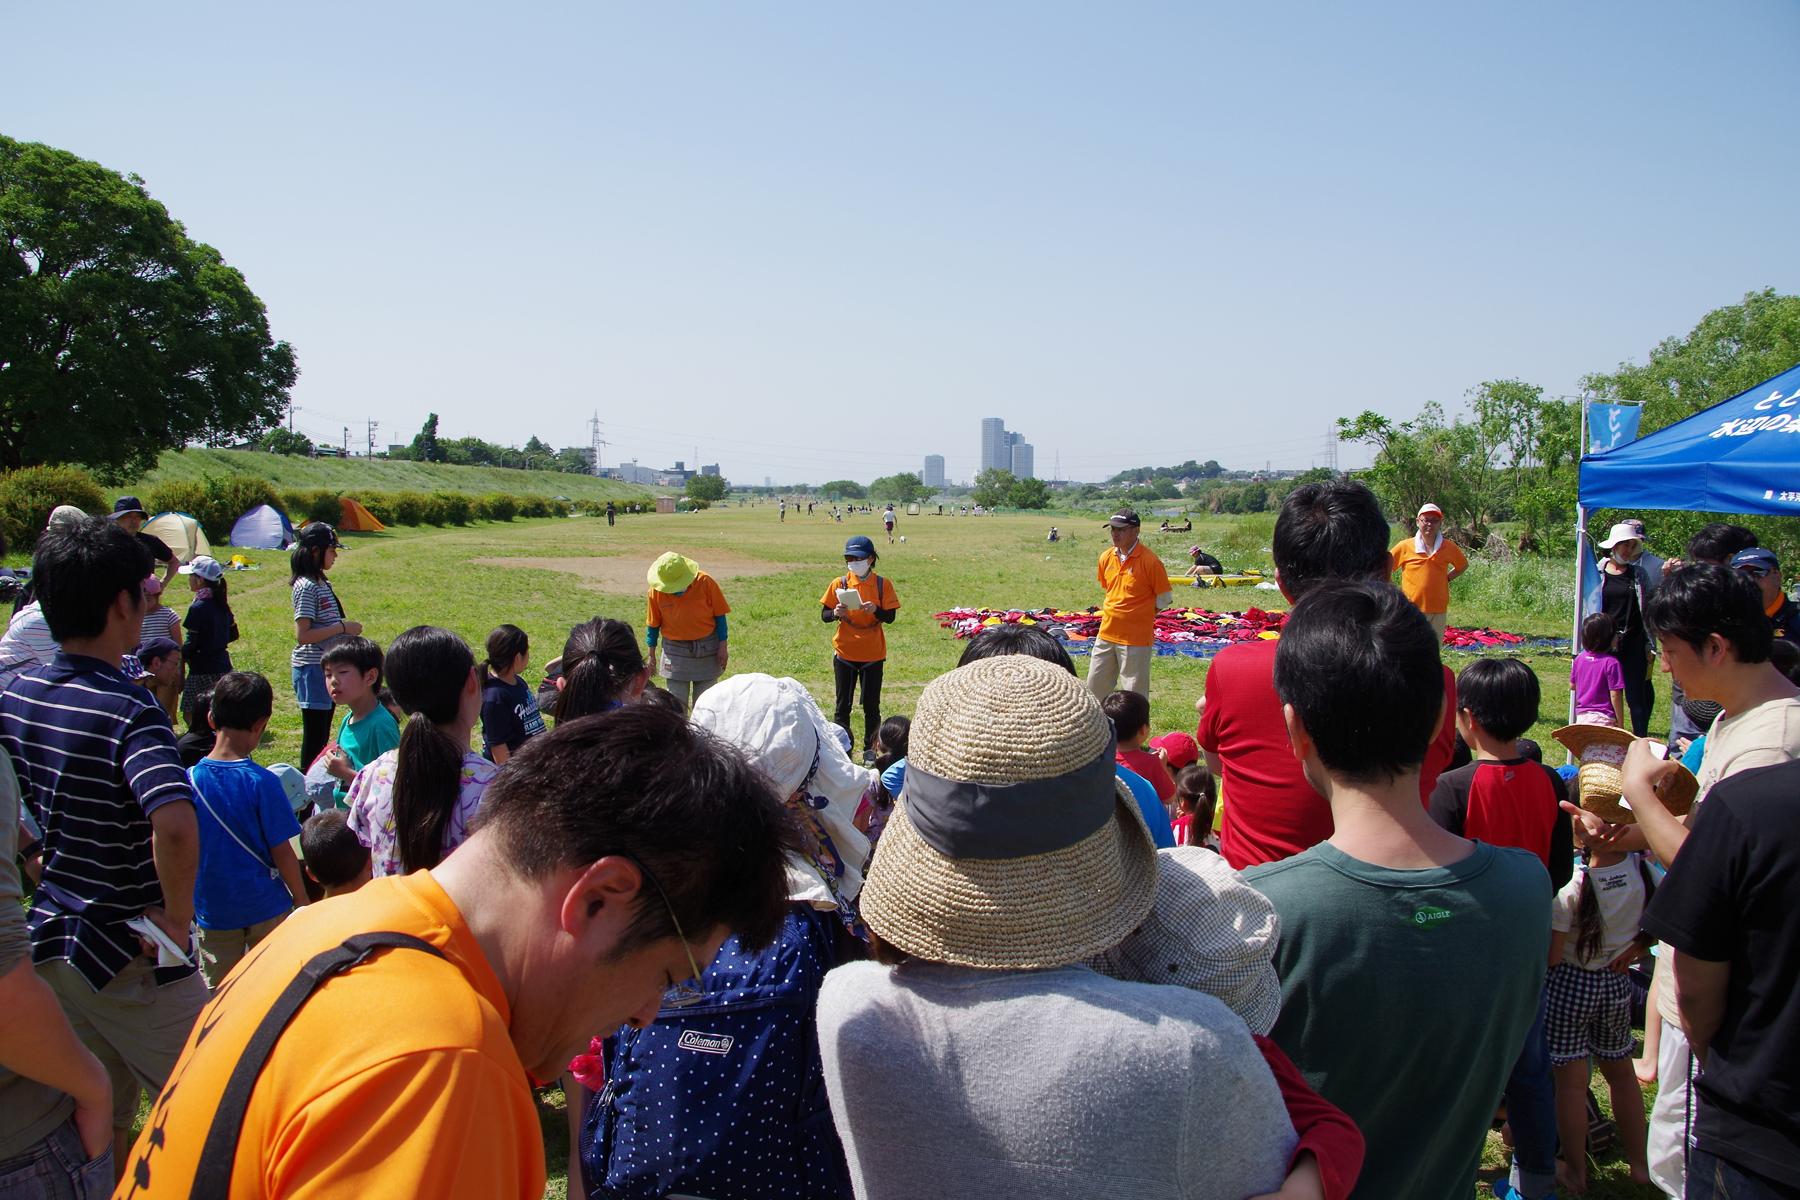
{"left": 1008, "top": 476, "right": 1050, "bottom": 509}
{"left": 819, "top": 479, "right": 865, "bottom": 500}
{"left": 1105, "top": 459, "right": 1222, "bottom": 487}
{"left": 870, "top": 472, "right": 931, "bottom": 503}
{"left": 686, "top": 473, "right": 728, "bottom": 502}
{"left": 971, "top": 467, "right": 1016, "bottom": 508}
{"left": 0, "top": 136, "right": 298, "bottom": 482}
{"left": 261, "top": 427, "right": 314, "bottom": 457}
{"left": 407, "top": 414, "right": 443, "bottom": 463}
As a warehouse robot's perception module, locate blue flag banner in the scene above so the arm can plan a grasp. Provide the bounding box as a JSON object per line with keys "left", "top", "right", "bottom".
{"left": 1580, "top": 361, "right": 1800, "bottom": 516}
{"left": 1587, "top": 403, "right": 1641, "bottom": 454}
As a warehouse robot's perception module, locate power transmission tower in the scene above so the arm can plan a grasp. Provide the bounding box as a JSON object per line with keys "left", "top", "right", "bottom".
{"left": 587, "top": 411, "right": 607, "bottom": 475}
{"left": 1322, "top": 426, "right": 1339, "bottom": 473}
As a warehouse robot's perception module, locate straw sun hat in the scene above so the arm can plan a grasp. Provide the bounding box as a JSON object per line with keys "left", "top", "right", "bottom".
{"left": 1552, "top": 724, "right": 1697, "bottom": 826}
{"left": 858, "top": 655, "right": 1159, "bottom": 970}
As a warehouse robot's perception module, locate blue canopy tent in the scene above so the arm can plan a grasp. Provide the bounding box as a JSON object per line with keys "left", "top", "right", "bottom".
{"left": 1570, "top": 361, "right": 1800, "bottom": 720}
{"left": 229, "top": 504, "right": 296, "bottom": 549}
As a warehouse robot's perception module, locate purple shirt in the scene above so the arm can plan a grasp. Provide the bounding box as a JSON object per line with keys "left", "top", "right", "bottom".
{"left": 1572, "top": 650, "right": 1626, "bottom": 718}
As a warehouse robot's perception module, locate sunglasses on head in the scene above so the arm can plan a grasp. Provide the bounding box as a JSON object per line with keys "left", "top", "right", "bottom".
{"left": 1737, "top": 564, "right": 1775, "bottom": 578}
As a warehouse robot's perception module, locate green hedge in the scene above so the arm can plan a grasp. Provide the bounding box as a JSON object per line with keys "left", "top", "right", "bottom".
{"left": 0, "top": 466, "right": 108, "bottom": 552}
{"left": 146, "top": 474, "right": 282, "bottom": 543}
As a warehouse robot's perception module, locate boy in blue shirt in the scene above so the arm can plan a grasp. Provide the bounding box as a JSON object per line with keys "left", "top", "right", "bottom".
{"left": 319, "top": 636, "right": 401, "bottom": 808}
{"left": 191, "top": 672, "right": 306, "bottom": 987}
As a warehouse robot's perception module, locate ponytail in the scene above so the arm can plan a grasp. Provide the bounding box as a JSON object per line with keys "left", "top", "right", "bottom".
{"left": 554, "top": 617, "right": 645, "bottom": 723}
{"left": 482, "top": 623, "right": 530, "bottom": 684}
{"left": 385, "top": 626, "right": 475, "bottom": 874}
{"left": 209, "top": 574, "right": 230, "bottom": 613}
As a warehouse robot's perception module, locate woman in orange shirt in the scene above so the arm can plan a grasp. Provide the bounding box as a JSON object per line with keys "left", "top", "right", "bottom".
{"left": 645, "top": 552, "right": 731, "bottom": 708}
{"left": 820, "top": 536, "right": 901, "bottom": 763}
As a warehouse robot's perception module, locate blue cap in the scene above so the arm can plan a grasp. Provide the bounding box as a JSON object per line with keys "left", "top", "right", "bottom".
{"left": 1731, "top": 547, "right": 1780, "bottom": 570}
{"left": 844, "top": 536, "right": 876, "bottom": 559}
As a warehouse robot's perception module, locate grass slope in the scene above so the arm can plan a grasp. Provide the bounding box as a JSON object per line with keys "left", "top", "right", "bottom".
{"left": 130, "top": 448, "right": 668, "bottom": 500}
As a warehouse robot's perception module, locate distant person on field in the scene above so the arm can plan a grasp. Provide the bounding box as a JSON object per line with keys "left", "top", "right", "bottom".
{"left": 822, "top": 536, "right": 900, "bottom": 762}
{"left": 478, "top": 624, "right": 546, "bottom": 765}
{"left": 1088, "top": 509, "right": 1173, "bottom": 699}
{"left": 319, "top": 635, "right": 401, "bottom": 807}
{"left": 299, "top": 809, "right": 372, "bottom": 898}
{"left": 107, "top": 496, "right": 177, "bottom": 584}
{"left": 1184, "top": 545, "right": 1224, "bottom": 577}
{"left": 645, "top": 553, "right": 731, "bottom": 709}
{"left": 0, "top": 517, "right": 206, "bottom": 1180}
{"left": 1571, "top": 612, "right": 1628, "bottom": 727}
{"left": 189, "top": 671, "right": 308, "bottom": 988}
{"left": 1390, "top": 502, "right": 1466, "bottom": 637}
{"left": 1198, "top": 479, "right": 1457, "bottom": 870}
{"left": 290, "top": 523, "right": 361, "bottom": 770}
{"left": 1245, "top": 580, "right": 1550, "bottom": 1199}
{"left": 883, "top": 503, "right": 896, "bottom": 543}
{"left": 605, "top": 500, "right": 615, "bottom": 526}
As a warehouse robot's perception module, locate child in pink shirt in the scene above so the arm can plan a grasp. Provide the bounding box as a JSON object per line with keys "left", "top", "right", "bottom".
{"left": 1571, "top": 614, "right": 1627, "bottom": 727}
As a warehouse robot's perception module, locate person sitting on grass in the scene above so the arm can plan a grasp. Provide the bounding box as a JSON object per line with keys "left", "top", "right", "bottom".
{"left": 1571, "top": 613, "right": 1627, "bottom": 728}
{"left": 1244, "top": 580, "right": 1550, "bottom": 1200}
{"left": 1103, "top": 689, "right": 1176, "bottom": 807}
{"left": 1546, "top": 840, "right": 1657, "bottom": 1192}
{"left": 300, "top": 808, "right": 373, "bottom": 899}
{"left": 1426, "top": 656, "right": 1573, "bottom": 1200}
{"left": 190, "top": 670, "right": 309, "bottom": 988}
{"left": 320, "top": 635, "right": 400, "bottom": 809}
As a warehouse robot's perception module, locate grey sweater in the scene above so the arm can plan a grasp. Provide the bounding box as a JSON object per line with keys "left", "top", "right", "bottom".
{"left": 818, "top": 959, "right": 1296, "bottom": 1200}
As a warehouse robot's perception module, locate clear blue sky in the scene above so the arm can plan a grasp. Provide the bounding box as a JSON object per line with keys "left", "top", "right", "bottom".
{"left": 7, "top": 1, "right": 1797, "bottom": 484}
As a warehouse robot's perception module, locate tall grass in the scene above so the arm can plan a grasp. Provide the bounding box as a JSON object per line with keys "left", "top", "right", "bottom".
{"left": 1452, "top": 551, "right": 1576, "bottom": 628}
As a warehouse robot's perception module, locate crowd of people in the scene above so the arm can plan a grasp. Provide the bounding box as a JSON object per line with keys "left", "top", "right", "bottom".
{"left": 0, "top": 483, "right": 1795, "bottom": 1200}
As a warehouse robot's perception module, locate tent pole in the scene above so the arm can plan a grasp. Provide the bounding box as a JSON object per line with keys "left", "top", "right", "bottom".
{"left": 1570, "top": 398, "right": 1589, "bottom": 735}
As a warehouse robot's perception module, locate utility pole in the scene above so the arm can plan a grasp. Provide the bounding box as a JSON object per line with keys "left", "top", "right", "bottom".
{"left": 288, "top": 401, "right": 294, "bottom": 433}
{"left": 366, "top": 420, "right": 379, "bottom": 459}
{"left": 344, "top": 427, "right": 350, "bottom": 456}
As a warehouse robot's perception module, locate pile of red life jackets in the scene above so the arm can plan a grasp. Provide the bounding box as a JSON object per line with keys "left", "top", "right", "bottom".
{"left": 935, "top": 606, "right": 1533, "bottom": 652}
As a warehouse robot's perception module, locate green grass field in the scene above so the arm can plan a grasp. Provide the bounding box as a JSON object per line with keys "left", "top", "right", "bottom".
{"left": 124, "top": 447, "right": 667, "bottom": 501}
{"left": 121, "top": 504, "right": 1663, "bottom": 1198}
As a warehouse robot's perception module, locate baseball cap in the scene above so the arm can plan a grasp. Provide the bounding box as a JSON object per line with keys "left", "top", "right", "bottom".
{"left": 1149, "top": 731, "right": 1200, "bottom": 770}
{"left": 1731, "top": 547, "right": 1780, "bottom": 572}
{"left": 179, "top": 555, "right": 225, "bottom": 581}
{"left": 1103, "top": 509, "right": 1141, "bottom": 529}
{"left": 297, "top": 522, "right": 342, "bottom": 550}
{"left": 844, "top": 535, "right": 876, "bottom": 559}
{"left": 110, "top": 496, "right": 148, "bottom": 519}
{"left": 136, "top": 637, "right": 181, "bottom": 665}
{"left": 1417, "top": 503, "right": 1444, "bottom": 517}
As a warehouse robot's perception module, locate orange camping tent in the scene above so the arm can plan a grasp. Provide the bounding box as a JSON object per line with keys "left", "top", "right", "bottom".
{"left": 337, "top": 497, "right": 386, "bottom": 532}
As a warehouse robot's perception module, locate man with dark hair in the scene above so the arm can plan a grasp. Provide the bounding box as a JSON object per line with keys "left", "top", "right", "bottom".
{"left": 1247, "top": 581, "right": 1550, "bottom": 1199}
{"left": 120, "top": 706, "right": 797, "bottom": 1198}
{"left": 1686, "top": 522, "right": 1758, "bottom": 567}
{"left": 1198, "top": 479, "right": 1458, "bottom": 869}
{"left": 0, "top": 517, "right": 204, "bottom": 1182}
{"left": 1571, "top": 562, "right": 1800, "bottom": 1196}
{"left": 1088, "top": 509, "right": 1173, "bottom": 698}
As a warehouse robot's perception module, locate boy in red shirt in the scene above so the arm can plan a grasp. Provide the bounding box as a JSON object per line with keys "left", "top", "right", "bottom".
{"left": 1102, "top": 690, "right": 1174, "bottom": 804}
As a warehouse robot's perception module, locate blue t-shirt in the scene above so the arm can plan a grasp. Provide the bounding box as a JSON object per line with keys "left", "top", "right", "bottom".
{"left": 1116, "top": 765, "right": 1177, "bottom": 849}
{"left": 481, "top": 676, "right": 547, "bottom": 758}
{"left": 880, "top": 757, "right": 907, "bottom": 800}
{"left": 189, "top": 758, "right": 301, "bottom": 930}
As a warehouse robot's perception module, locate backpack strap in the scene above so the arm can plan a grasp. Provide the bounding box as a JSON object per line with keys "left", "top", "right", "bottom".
{"left": 189, "top": 932, "right": 447, "bottom": 1200}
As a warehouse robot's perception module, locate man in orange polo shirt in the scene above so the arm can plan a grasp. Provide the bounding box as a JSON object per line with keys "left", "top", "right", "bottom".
{"left": 117, "top": 709, "right": 793, "bottom": 1200}
{"left": 1391, "top": 502, "right": 1467, "bottom": 638}
{"left": 1089, "top": 509, "right": 1173, "bottom": 698}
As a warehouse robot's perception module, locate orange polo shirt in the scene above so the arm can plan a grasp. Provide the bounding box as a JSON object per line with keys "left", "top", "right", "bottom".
{"left": 1391, "top": 536, "right": 1468, "bottom": 614}
{"left": 820, "top": 571, "right": 901, "bottom": 663}
{"left": 119, "top": 873, "right": 544, "bottom": 1200}
{"left": 646, "top": 570, "right": 731, "bottom": 642}
{"left": 1096, "top": 542, "right": 1173, "bottom": 646}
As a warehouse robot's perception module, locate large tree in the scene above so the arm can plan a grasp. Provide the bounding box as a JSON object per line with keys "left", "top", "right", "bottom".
{"left": 686, "top": 473, "right": 728, "bottom": 502}
{"left": 0, "top": 136, "right": 297, "bottom": 480}
{"left": 971, "top": 467, "right": 1016, "bottom": 508}
{"left": 870, "top": 471, "right": 930, "bottom": 503}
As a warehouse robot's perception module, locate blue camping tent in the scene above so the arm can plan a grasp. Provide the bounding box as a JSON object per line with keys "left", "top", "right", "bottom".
{"left": 1579, "top": 360, "right": 1800, "bottom": 515}
{"left": 230, "top": 504, "right": 296, "bottom": 549}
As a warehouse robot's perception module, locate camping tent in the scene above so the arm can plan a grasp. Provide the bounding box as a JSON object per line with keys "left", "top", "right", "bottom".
{"left": 337, "top": 497, "right": 386, "bottom": 532}
{"left": 1579, "top": 360, "right": 1800, "bottom": 515}
{"left": 143, "top": 512, "right": 210, "bottom": 563}
{"left": 230, "top": 504, "right": 295, "bottom": 549}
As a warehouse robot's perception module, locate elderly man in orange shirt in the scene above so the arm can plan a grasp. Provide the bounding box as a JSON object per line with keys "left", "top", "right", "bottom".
{"left": 1391, "top": 502, "right": 1467, "bottom": 637}
{"left": 1088, "top": 509, "right": 1174, "bottom": 698}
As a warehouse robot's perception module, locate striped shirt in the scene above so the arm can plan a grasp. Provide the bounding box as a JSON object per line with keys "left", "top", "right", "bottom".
{"left": 290, "top": 576, "right": 344, "bottom": 668}
{"left": 139, "top": 605, "right": 182, "bottom": 645}
{"left": 0, "top": 653, "right": 196, "bottom": 990}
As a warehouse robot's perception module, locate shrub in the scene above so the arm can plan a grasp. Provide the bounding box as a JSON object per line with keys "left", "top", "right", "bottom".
{"left": 146, "top": 480, "right": 210, "bottom": 525}
{"left": 147, "top": 473, "right": 279, "bottom": 542}
{"left": 279, "top": 489, "right": 343, "bottom": 527}
{"left": 390, "top": 491, "right": 432, "bottom": 526}
{"left": 476, "top": 493, "right": 517, "bottom": 522}
{"left": 516, "top": 495, "right": 555, "bottom": 519}
{"left": 432, "top": 491, "right": 472, "bottom": 526}
{"left": 0, "top": 466, "right": 108, "bottom": 551}
{"left": 343, "top": 490, "right": 394, "bottom": 526}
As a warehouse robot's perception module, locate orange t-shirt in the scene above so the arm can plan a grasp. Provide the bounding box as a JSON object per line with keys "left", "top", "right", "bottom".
{"left": 118, "top": 873, "right": 543, "bottom": 1200}
{"left": 820, "top": 572, "right": 901, "bottom": 663}
{"left": 646, "top": 570, "right": 731, "bottom": 642}
{"left": 1096, "top": 543, "right": 1173, "bottom": 646}
{"left": 1391, "top": 537, "right": 1468, "bottom": 614}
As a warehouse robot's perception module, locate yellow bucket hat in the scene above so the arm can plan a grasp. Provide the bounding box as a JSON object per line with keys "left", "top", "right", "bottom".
{"left": 647, "top": 552, "right": 700, "bottom": 594}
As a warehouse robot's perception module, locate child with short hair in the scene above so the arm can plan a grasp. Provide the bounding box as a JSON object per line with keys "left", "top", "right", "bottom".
{"left": 479, "top": 624, "right": 545, "bottom": 764}
{"left": 320, "top": 635, "right": 400, "bottom": 808}
{"left": 176, "top": 685, "right": 216, "bottom": 768}
{"left": 300, "top": 808, "right": 373, "bottom": 898}
{"left": 1170, "top": 763, "right": 1217, "bottom": 849}
{"left": 1548, "top": 844, "right": 1656, "bottom": 1190}
{"left": 1571, "top": 613, "right": 1627, "bottom": 727}
{"left": 190, "top": 671, "right": 308, "bottom": 987}
{"left": 1102, "top": 689, "right": 1175, "bottom": 804}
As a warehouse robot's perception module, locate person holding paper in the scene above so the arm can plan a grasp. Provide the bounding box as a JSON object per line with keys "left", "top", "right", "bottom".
{"left": 821, "top": 536, "right": 901, "bottom": 763}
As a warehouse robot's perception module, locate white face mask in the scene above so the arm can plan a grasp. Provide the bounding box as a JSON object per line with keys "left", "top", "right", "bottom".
{"left": 846, "top": 558, "right": 872, "bottom": 578}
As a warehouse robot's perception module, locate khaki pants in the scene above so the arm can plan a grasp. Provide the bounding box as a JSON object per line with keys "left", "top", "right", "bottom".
{"left": 1087, "top": 639, "right": 1152, "bottom": 698}
{"left": 1424, "top": 611, "right": 1447, "bottom": 637}
{"left": 664, "top": 676, "right": 719, "bottom": 711}
{"left": 39, "top": 957, "right": 209, "bottom": 1128}
{"left": 197, "top": 913, "right": 287, "bottom": 989}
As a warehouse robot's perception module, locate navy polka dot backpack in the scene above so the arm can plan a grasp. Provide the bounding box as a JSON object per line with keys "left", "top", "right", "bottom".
{"left": 579, "top": 905, "right": 853, "bottom": 1200}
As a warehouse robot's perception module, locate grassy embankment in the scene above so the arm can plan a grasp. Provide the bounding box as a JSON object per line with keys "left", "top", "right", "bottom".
{"left": 124, "top": 448, "right": 669, "bottom": 501}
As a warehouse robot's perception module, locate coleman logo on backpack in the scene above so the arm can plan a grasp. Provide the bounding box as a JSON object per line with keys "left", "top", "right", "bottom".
{"left": 677, "top": 1030, "right": 734, "bottom": 1055}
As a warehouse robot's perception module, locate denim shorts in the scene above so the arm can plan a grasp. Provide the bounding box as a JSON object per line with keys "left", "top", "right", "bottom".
{"left": 0, "top": 1118, "right": 112, "bottom": 1200}
{"left": 292, "top": 663, "right": 332, "bottom": 710}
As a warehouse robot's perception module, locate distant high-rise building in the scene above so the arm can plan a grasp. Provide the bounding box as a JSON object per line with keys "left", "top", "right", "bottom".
{"left": 922, "top": 455, "right": 946, "bottom": 488}
{"left": 980, "top": 418, "right": 1008, "bottom": 473}
{"left": 765, "top": 476, "right": 773, "bottom": 487}
{"left": 1010, "top": 442, "right": 1034, "bottom": 481}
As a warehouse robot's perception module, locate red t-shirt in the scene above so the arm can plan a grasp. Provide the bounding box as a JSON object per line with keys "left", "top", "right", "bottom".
{"left": 1115, "top": 747, "right": 1174, "bottom": 803}
{"left": 1197, "top": 639, "right": 1458, "bottom": 871}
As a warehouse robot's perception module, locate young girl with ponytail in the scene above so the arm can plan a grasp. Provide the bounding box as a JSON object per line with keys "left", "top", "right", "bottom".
{"left": 345, "top": 626, "right": 494, "bottom": 877}
{"left": 552, "top": 617, "right": 650, "bottom": 722}
{"left": 479, "top": 623, "right": 546, "bottom": 764}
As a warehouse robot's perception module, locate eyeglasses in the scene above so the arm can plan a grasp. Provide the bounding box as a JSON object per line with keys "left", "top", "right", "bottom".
{"left": 1737, "top": 564, "right": 1775, "bottom": 579}
{"left": 611, "top": 852, "right": 706, "bottom": 1008}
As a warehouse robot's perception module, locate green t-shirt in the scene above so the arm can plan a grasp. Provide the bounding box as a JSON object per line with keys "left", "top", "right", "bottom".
{"left": 332, "top": 704, "right": 402, "bottom": 807}
{"left": 1245, "top": 839, "right": 1550, "bottom": 1200}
